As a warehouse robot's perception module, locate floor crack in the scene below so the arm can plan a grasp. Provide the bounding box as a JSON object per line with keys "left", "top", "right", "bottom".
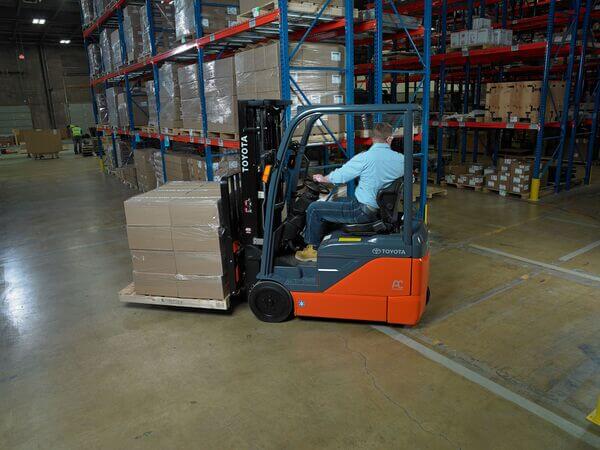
{"left": 339, "top": 335, "right": 463, "bottom": 450}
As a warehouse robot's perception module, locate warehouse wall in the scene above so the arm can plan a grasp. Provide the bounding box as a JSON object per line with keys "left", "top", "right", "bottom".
{"left": 0, "top": 44, "right": 91, "bottom": 132}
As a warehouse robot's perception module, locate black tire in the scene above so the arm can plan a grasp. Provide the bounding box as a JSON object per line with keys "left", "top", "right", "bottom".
{"left": 426, "top": 287, "right": 431, "bottom": 305}
{"left": 248, "top": 281, "right": 294, "bottom": 323}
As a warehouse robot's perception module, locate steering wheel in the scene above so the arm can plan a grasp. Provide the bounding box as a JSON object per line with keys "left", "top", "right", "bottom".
{"left": 304, "top": 179, "right": 331, "bottom": 195}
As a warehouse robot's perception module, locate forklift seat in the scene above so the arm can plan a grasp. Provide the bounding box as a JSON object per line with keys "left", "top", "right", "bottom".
{"left": 341, "top": 178, "right": 403, "bottom": 235}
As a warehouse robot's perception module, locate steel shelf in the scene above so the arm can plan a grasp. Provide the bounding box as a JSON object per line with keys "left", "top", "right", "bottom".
{"left": 82, "top": 0, "right": 127, "bottom": 38}
{"left": 90, "top": 11, "right": 350, "bottom": 87}
{"left": 97, "top": 125, "right": 241, "bottom": 149}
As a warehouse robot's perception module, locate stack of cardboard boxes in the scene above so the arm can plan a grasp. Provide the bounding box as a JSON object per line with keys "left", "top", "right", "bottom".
{"left": 140, "top": 1, "right": 176, "bottom": 57}
{"left": 239, "top": 0, "right": 344, "bottom": 17}
{"left": 444, "top": 164, "right": 485, "bottom": 188}
{"left": 106, "top": 87, "right": 120, "bottom": 126}
{"left": 204, "top": 57, "right": 238, "bottom": 137}
{"left": 485, "top": 81, "right": 566, "bottom": 123}
{"left": 159, "top": 62, "right": 183, "bottom": 129}
{"left": 134, "top": 148, "right": 158, "bottom": 192}
{"left": 117, "top": 91, "right": 149, "bottom": 128}
{"left": 485, "top": 158, "right": 532, "bottom": 196}
{"left": 96, "top": 92, "right": 109, "bottom": 124}
{"left": 164, "top": 153, "right": 192, "bottom": 180}
{"left": 235, "top": 41, "right": 345, "bottom": 137}
{"left": 123, "top": 5, "right": 143, "bottom": 63}
{"left": 125, "top": 182, "right": 229, "bottom": 300}
{"left": 145, "top": 80, "right": 158, "bottom": 128}
{"left": 99, "top": 29, "right": 113, "bottom": 74}
{"left": 187, "top": 153, "right": 240, "bottom": 182}
{"left": 111, "top": 29, "right": 123, "bottom": 68}
{"left": 178, "top": 64, "right": 203, "bottom": 131}
{"left": 174, "top": 0, "right": 238, "bottom": 41}
{"left": 450, "top": 17, "right": 512, "bottom": 49}
{"left": 87, "top": 44, "right": 102, "bottom": 76}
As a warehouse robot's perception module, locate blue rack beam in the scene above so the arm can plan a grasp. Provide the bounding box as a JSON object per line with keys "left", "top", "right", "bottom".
{"left": 530, "top": 0, "right": 555, "bottom": 201}
{"left": 194, "top": 0, "right": 214, "bottom": 181}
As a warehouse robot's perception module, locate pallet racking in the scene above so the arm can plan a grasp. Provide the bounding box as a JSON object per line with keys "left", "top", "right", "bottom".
{"left": 83, "top": 0, "right": 433, "bottom": 219}
{"left": 424, "top": 0, "right": 599, "bottom": 199}
{"left": 82, "top": 0, "right": 598, "bottom": 210}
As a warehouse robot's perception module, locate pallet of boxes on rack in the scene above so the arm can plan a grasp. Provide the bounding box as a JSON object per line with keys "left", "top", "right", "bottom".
{"left": 237, "top": 0, "right": 346, "bottom": 20}
{"left": 174, "top": 0, "right": 239, "bottom": 43}
{"left": 235, "top": 41, "right": 346, "bottom": 140}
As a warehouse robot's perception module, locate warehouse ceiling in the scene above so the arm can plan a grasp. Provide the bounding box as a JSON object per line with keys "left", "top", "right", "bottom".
{"left": 0, "top": 0, "right": 84, "bottom": 46}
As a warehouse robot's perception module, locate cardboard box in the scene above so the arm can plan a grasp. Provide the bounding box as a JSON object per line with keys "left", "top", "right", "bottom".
{"left": 164, "top": 152, "right": 191, "bottom": 180}
{"left": 133, "top": 271, "right": 178, "bottom": 297}
{"left": 177, "top": 275, "right": 228, "bottom": 299}
{"left": 132, "top": 250, "right": 177, "bottom": 273}
{"left": 169, "top": 197, "right": 220, "bottom": 227}
{"left": 127, "top": 226, "right": 173, "bottom": 250}
{"left": 171, "top": 227, "right": 222, "bottom": 253}
{"left": 124, "top": 196, "right": 172, "bottom": 226}
{"left": 22, "top": 129, "right": 63, "bottom": 155}
{"left": 175, "top": 252, "right": 224, "bottom": 276}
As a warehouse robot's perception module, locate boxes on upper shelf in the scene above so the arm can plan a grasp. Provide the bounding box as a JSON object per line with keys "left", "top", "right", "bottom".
{"left": 140, "top": 1, "right": 176, "bottom": 57}
{"left": 159, "top": 62, "right": 183, "bottom": 129}
{"left": 174, "top": 0, "right": 238, "bottom": 41}
{"left": 123, "top": 5, "right": 142, "bottom": 63}
{"left": 204, "top": 57, "right": 238, "bottom": 136}
{"left": 235, "top": 41, "right": 345, "bottom": 137}
{"left": 117, "top": 91, "right": 149, "bottom": 128}
{"left": 485, "top": 81, "right": 566, "bottom": 123}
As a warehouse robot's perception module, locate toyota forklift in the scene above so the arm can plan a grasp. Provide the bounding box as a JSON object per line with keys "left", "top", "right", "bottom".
{"left": 217, "top": 101, "right": 430, "bottom": 325}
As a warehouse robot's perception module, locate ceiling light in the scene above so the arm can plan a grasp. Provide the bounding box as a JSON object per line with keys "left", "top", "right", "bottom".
{"left": 32, "top": 18, "right": 46, "bottom": 24}
{"left": 60, "top": 39, "right": 71, "bottom": 44}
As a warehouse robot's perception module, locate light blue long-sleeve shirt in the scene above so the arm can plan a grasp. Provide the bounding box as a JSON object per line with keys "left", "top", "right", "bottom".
{"left": 327, "top": 142, "right": 404, "bottom": 208}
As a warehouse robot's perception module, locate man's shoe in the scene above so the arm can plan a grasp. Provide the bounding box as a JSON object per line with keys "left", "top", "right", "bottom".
{"left": 295, "top": 245, "right": 317, "bottom": 262}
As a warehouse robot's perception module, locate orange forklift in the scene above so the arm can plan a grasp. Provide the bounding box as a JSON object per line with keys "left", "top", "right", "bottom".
{"left": 217, "top": 101, "right": 430, "bottom": 325}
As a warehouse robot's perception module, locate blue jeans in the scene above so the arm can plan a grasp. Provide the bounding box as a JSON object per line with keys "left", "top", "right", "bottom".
{"left": 304, "top": 198, "right": 378, "bottom": 247}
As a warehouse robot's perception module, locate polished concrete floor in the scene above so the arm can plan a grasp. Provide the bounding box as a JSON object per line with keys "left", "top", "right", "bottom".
{"left": 1, "top": 151, "right": 599, "bottom": 449}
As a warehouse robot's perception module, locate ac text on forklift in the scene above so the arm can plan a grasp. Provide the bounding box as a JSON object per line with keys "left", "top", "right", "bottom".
{"left": 295, "top": 122, "right": 405, "bottom": 262}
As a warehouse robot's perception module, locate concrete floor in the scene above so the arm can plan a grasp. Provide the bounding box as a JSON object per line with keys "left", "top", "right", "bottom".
{"left": 1, "top": 151, "right": 599, "bottom": 449}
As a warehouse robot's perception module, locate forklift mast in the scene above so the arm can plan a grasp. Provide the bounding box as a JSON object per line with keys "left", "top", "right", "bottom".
{"left": 237, "top": 100, "right": 289, "bottom": 247}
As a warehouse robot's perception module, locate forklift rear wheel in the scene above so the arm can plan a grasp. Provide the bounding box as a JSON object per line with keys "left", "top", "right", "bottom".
{"left": 248, "top": 281, "right": 294, "bottom": 323}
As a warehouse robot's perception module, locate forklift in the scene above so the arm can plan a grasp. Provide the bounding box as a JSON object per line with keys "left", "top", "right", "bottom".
{"left": 217, "top": 101, "right": 430, "bottom": 325}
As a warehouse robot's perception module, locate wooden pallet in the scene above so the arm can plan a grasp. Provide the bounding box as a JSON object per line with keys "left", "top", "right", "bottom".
{"left": 140, "top": 125, "right": 158, "bottom": 134}
{"left": 483, "top": 187, "right": 529, "bottom": 199}
{"left": 207, "top": 130, "right": 238, "bottom": 141}
{"left": 119, "top": 283, "right": 230, "bottom": 310}
{"left": 173, "top": 128, "right": 204, "bottom": 137}
{"left": 442, "top": 181, "right": 483, "bottom": 191}
{"left": 238, "top": 0, "right": 346, "bottom": 20}
{"left": 412, "top": 184, "right": 448, "bottom": 201}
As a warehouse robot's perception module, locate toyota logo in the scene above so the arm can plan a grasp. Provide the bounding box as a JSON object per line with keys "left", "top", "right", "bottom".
{"left": 372, "top": 248, "right": 382, "bottom": 255}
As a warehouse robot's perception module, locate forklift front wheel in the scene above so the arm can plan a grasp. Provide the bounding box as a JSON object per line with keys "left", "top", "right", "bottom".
{"left": 248, "top": 281, "right": 294, "bottom": 323}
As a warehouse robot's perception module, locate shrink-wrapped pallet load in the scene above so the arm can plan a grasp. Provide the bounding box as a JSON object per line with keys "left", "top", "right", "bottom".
{"left": 124, "top": 182, "right": 230, "bottom": 300}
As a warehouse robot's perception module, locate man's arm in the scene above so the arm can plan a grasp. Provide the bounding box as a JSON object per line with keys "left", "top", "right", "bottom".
{"left": 313, "top": 153, "right": 367, "bottom": 184}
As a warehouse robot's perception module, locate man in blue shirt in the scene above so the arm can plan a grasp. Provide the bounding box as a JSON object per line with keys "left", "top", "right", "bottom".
{"left": 296, "top": 122, "right": 405, "bottom": 262}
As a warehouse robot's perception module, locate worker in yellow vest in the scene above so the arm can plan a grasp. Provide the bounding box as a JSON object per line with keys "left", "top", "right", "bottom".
{"left": 69, "top": 124, "right": 83, "bottom": 154}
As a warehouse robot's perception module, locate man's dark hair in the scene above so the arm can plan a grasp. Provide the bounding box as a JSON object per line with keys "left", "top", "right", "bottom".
{"left": 372, "top": 122, "right": 393, "bottom": 141}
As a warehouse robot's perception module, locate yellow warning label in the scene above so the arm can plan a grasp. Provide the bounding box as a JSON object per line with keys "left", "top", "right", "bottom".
{"left": 339, "top": 237, "right": 362, "bottom": 242}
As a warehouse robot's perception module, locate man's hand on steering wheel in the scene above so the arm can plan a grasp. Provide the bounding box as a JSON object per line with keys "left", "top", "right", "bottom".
{"left": 312, "top": 173, "right": 329, "bottom": 183}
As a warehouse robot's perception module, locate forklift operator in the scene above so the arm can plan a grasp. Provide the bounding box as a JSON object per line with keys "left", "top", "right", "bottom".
{"left": 295, "top": 122, "right": 404, "bottom": 262}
